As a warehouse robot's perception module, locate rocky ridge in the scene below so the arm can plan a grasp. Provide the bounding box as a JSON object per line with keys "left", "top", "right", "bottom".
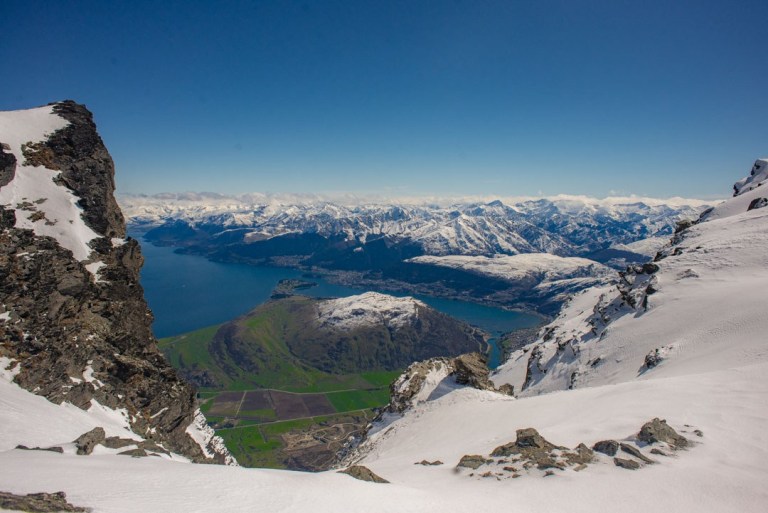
{"left": 0, "top": 101, "right": 232, "bottom": 464}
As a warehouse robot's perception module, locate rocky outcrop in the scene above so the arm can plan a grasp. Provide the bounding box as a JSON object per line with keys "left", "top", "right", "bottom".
{"left": 387, "top": 352, "right": 502, "bottom": 414}
{"left": 0, "top": 102, "right": 232, "bottom": 464}
{"left": 0, "top": 491, "right": 89, "bottom": 512}
{"left": 449, "top": 419, "right": 692, "bottom": 480}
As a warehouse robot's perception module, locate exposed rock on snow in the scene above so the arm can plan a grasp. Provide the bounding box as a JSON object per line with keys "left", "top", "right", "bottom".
{"left": 0, "top": 490, "right": 89, "bottom": 512}
{"left": 614, "top": 457, "right": 640, "bottom": 470}
{"left": 638, "top": 418, "right": 688, "bottom": 449}
{"left": 385, "top": 352, "right": 497, "bottom": 415}
{"left": 733, "top": 159, "right": 768, "bottom": 196}
{"left": 592, "top": 440, "right": 619, "bottom": 456}
{"left": 73, "top": 427, "right": 105, "bottom": 456}
{"left": 339, "top": 465, "right": 389, "bottom": 483}
{"left": 455, "top": 454, "right": 491, "bottom": 470}
{"left": 450, "top": 420, "right": 684, "bottom": 479}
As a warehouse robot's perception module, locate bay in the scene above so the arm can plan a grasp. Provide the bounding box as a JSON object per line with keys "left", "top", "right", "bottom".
{"left": 135, "top": 236, "right": 542, "bottom": 368}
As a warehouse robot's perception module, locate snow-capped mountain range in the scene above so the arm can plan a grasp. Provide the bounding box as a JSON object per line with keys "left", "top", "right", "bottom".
{"left": 121, "top": 193, "right": 711, "bottom": 258}
{"left": 2, "top": 99, "right": 765, "bottom": 513}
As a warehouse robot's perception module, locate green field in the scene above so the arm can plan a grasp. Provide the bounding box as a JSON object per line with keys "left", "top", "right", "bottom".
{"left": 158, "top": 299, "right": 410, "bottom": 469}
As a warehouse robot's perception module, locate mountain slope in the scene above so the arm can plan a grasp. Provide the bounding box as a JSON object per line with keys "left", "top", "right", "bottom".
{"left": 491, "top": 158, "right": 768, "bottom": 396}
{"left": 0, "top": 102, "right": 231, "bottom": 464}
{"left": 161, "top": 292, "right": 485, "bottom": 390}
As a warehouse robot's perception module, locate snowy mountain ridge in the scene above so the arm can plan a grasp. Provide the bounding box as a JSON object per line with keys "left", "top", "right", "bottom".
{"left": 122, "top": 192, "right": 711, "bottom": 258}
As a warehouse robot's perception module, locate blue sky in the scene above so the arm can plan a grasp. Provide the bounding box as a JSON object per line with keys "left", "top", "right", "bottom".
{"left": 2, "top": 0, "right": 766, "bottom": 199}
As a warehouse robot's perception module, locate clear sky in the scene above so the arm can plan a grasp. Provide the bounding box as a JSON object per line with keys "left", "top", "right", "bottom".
{"left": 2, "top": 0, "right": 766, "bottom": 199}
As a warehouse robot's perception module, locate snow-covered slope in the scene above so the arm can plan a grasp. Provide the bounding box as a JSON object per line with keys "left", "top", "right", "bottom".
{"left": 491, "top": 160, "right": 768, "bottom": 397}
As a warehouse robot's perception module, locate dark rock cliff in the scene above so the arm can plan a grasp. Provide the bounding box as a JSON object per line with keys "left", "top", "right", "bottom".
{"left": 0, "top": 101, "right": 232, "bottom": 464}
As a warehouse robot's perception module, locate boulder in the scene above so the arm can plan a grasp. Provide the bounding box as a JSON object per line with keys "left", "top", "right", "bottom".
{"left": 456, "top": 455, "right": 492, "bottom": 470}
{"left": 339, "top": 465, "right": 389, "bottom": 483}
{"left": 592, "top": 440, "right": 619, "bottom": 456}
{"left": 614, "top": 457, "right": 640, "bottom": 470}
{"left": 74, "top": 427, "right": 105, "bottom": 455}
{"left": 452, "top": 353, "right": 493, "bottom": 390}
{"left": 637, "top": 418, "right": 688, "bottom": 449}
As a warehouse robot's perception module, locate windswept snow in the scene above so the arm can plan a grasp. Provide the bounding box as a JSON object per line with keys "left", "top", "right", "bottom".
{"left": 0, "top": 106, "right": 102, "bottom": 265}
{"left": 317, "top": 292, "right": 424, "bottom": 330}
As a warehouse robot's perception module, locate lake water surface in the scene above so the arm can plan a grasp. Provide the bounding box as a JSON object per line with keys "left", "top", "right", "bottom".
{"left": 136, "top": 237, "right": 543, "bottom": 368}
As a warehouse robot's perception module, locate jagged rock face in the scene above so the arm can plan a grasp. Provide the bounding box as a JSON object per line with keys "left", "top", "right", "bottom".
{"left": 386, "top": 352, "right": 497, "bottom": 414}
{"left": 0, "top": 101, "right": 231, "bottom": 464}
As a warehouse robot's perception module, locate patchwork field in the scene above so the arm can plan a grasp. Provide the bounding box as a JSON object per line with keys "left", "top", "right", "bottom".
{"left": 157, "top": 303, "right": 416, "bottom": 469}
{"left": 188, "top": 367, "right": 402, "bottom": 469}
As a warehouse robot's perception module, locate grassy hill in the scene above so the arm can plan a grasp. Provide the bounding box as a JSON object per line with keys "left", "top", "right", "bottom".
{"left": 158, "top": 294, "right": 485, "bottom": 469}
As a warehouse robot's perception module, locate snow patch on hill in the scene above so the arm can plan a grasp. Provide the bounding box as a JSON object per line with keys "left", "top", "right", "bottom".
{"left": 0, "top": 105, "right": 101, "bottom": 265}
{"left": 409, "top": 253, "right": 612, "bottom": 283}
{"left": 611, "top": 235, "right": 670, "bottom": 257}
{"left": 317, "top": 292, "right": 424, "bottom": 330}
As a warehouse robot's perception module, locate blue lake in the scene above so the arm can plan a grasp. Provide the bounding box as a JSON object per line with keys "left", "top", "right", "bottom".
{"left": 135, "top": 236, "right": 543, "bottom": 368}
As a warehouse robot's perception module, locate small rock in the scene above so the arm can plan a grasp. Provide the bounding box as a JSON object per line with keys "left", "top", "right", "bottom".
{"left": 614, "top": 457, "right": 640, "bottom": 470}
{"left": 592, "top": 440, "right": 619, "bottom": 456}
{"left": 693, "top": 429, "right": 703, "bottom": 438}
{"left": 118, "top": 448, "right": 147, "bottom": 458}
{"left": 496, "top": 383, "right": 515, "bottom": 396}
{"left": 573, "top": 464, "right": 587, "bottom": 472}
{"left": 415, "top": 460, "right": 443, "bottom": 466}
{"left": 637, "top": 418, "right": 688, "bottom": 449}
{"left": 102, "top": 437, "right": 135, "bottom": 449}
{"left": 650, "top": 448, "right": 668, "bottom": 457}
{"left": 74, "top": 427, "right": 105, "bottom": 455}
{"left": 339, "top": 465, "right": 389, "bottom": 483}
{"left": 543, "top": 470, "right": 555, "bottom": 477}
{"left": 620, "top": 443, "right": 654, "bottom": 464}
{"left": 456, "top": 454, "right": 491, "bottom": 470}
{"left": 563, "top": 443, "right": 593, "bottom": 465}
{"left": 15, "top": 445, "right": 63, "bottom": 454}
{"left": 502, "top": 466, "right": 518, "bottom": 472}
